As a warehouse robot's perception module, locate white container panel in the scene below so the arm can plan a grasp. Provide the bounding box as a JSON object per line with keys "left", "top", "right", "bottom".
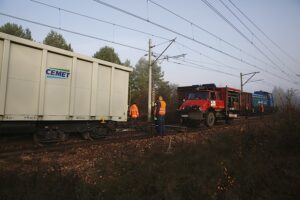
{"left": 96, "top": 65, "right": 111, "bottom": 117}
{"left": 0, "top": 33, "right": 132, "bottom": 122}
{"left": 112, "top": 69, "right": 129, "bottom": 120}
{"left": 73, "top": 59, "right": 92, "bottom": 117}
{"left": 0, "top": 40, "right": 3, "bottom": 78}
{"left": 44, "top": 52, "right": 72, "bottom": 116}
{"left": 5, "top": 43, "right": 42, "bottom": 115}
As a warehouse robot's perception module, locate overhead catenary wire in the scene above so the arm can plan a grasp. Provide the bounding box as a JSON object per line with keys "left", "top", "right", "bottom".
{"left": 177, "top": 57, "right": 240, "bottom": 71}
{"left": 218, "top": 0, "right": 296, "bottom": 80}
{"left": 30, "top": 0, "right": 170, "bottom": 42}
{"left": 200, "top": 0, "right": 291, "bottom": 78}
{"left": 152, "top": 39, "right": 175, "bottom": 48}
{"left": 167, "top": 59, "right": 239, "bottom": 78}
{"left": 170, "top": 59, "right": 277, "bottom": 90}
{"left": 4, "top": 0, "right": 241, "bottom": 78}
{"left": 31, "top": 0, "right": 243, "bottom": 74}
{"left": 0, "top": 11, "right": 189, "bottom": 72}
{"left": 171, "top": 58, "right": 277, "bottom": 89}
{"left": 91, "top": 0, "right": 266, "bottom": 68}
{"left": 91, "top": 0, "right": 299, "bottom": 87}
{"left": 0, "top": 12, "right": 147, "bottom": 52}
{"left": 175, "top": 39, "right": 298, "bottom": 86}
{"left": 227, "top": 0, "right": 300, "bottom": 68}
{"left": 32, "top": 0, "right": 298, "bottom": 86}
{"left": 3, "top": 1, "right": 296, "bottom": 90}
{"left": 174, "top": 41, "right": 240, "bottom": 71}
{"left": 148, "top": 0, "right": 285, "bottom": 79}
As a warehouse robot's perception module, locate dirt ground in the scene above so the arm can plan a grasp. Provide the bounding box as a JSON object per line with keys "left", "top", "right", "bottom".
{"left": 0, "top": 122, "right": 247, "bottom": 185}
{"left": 1, "top": 113, "right": 299, "bottom": 199}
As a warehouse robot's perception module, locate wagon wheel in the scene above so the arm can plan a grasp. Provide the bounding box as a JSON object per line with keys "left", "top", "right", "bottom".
{"left": 34, "top": 129, "right": 68, "bottom": 145}
{"left": 205, "top": 112, "right": 215, "bottom": 127}
{"left": 57, "top": 130, "right": 69, "bottom": 142}
{"left": 81, "top": 131, "right": 93, "bottom": 140}
{"left": 106, "top": 121, "right": 117, "bottom": 132}
{"left": 90, "top": 127, "right": 109, "bottom": 139}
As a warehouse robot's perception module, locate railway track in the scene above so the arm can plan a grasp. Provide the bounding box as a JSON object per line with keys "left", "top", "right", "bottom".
{"left": 0, "top": 115, "right": 269, "bottom": 159}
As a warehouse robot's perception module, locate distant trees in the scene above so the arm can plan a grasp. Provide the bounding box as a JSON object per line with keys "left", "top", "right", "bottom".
{"left": 272, "top": 86, "right": 300, "bottom": 111}
{"left": 43, "top": 30, "right": 73, "bottom": 51}
{"left": 272, "top": 86, "right": 286, "bottom": 108}
{"left": 93, "top": 46, "right": 121, "bottom": 64}
{"left": 0, "top": 22, "right": 32, "bottom": 40}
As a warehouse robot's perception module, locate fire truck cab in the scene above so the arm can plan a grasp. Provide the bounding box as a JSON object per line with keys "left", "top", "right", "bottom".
{"left": 178, "top": 84, "right": 240, "bottom": 127}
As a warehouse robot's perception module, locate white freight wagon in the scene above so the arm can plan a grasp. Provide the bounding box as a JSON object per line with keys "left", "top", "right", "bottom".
{"left": 0, "top": 32, "right": 132, "bottom": 141}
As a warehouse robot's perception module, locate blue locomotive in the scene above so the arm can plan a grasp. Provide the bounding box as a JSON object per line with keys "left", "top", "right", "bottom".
{"left": 241, "top": 90, "right": 275, "bottom": 114}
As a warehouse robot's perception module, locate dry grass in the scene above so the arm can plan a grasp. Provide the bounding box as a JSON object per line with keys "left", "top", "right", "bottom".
{"left": 0, "top": 110, "right": 299, "bottom": 200}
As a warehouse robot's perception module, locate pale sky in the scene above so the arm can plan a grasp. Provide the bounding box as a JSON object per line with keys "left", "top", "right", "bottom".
{"left": 0, "top": 0, "right": 299, "bottom": 93}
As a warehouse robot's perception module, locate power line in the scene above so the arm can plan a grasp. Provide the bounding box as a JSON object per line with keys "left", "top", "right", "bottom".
{"left": 218, "top": 0, "right": 295, "bottom": 80}
{"left": 174, "top": 59, "right": 277, "bottom": 89}
{"left": 34, "top": 0, "right": 295, "bottom": 82}
{"left": 148, "top": 0, "right": 281, "bottom": 78}
{"left": 227, "top": 0, "right": 300, "bottom": 68}
{"left": 177, "top": 57, "right": 240, "bottom": 71}
{"left": 92, "top": 0, "right": 298, "bottom": 86}
{"left": 170, "top": 59, "right": 277, "bottom": 90}
{"left": 31, "top": 0, "right": 242, "bottom": 73}
{"left": 152, "top": 39, "right": 174, "bottom": 48}
{"left": 152, "top": 38, "right": 176, "bottom": 66}
{"left": 167, "top": 59, "right": 239, "bottom": 78}
{"left": 30, "top": 0, "right": 170, "bottom": 42}
{"left": 200, "top": 0, "right": 290, "bottom": 77}
{"left": 0, "top": 12, "right": 147, "bottom": 52}
{"left": 174, "top": 41, "right": 297, "bottom": 86}
{"left": 149, "top": 0, "right": 295, "bottom": 82}
{"left": 92, "top": 0, "right": 264, "bottom": 67}
{"left": 174, "top": 42, "right": 298, "bottom": 87}
{"left": 175, "top": 58, "right": 239, "bottom": 77}
{"left": 1, "top": 2, "right": 240, "bottom": 77}
{"left": 2, "top": 2, "right": 296, "bottom": 89}
{"left": 174, "top": 41, "right": 240, "bottom": 71}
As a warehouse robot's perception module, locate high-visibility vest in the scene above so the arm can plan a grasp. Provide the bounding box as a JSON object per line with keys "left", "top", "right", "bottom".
{"left": 260, "top": 104, "right": 265, "bottom": 113}
{"left": 129, "top": 104, "right": 139, "bottom": 118}
{"left": 158, "top": 100, "right": 166, "bottom": 116}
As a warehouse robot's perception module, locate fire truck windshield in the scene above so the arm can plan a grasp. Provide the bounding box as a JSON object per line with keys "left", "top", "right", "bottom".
{"left": 188, "top": 92, "right": 209, "bottom": 100}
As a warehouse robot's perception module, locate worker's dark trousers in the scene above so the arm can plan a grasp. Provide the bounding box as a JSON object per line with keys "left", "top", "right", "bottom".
{"left": 131, "top": 118, "right": 137, "bottom": 127}
{"left": 157, "top": 116, "right": 165, "bottom": 136}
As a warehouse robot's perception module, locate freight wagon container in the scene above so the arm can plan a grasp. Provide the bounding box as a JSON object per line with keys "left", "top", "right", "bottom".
{"left": 241, "top": 92, "right": 252, "bottom": 115}
{"left": 0, "top": 33, "right": 132, "bottom": 141}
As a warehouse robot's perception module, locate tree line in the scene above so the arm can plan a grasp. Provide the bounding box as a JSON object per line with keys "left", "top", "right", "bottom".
{"left": 0, "top": 22, "right": 178, "bottom": 118}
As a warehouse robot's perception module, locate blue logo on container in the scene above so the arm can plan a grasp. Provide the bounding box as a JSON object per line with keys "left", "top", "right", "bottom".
{"left": 46, "top": 68, "right": 70, "bottom": 79}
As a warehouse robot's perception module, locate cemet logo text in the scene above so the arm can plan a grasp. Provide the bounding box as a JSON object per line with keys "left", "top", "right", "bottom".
{"left": 46, "top": 68, "right": 70, "bottom": 79}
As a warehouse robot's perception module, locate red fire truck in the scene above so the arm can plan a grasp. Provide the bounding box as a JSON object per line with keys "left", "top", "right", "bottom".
{"left": 177, "top": 84, "right": 240, "bottom": 127}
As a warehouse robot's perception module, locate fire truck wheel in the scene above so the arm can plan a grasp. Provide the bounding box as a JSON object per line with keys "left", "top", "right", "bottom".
{"left": 205, "top": 112, "right": 215, "bottom": 127}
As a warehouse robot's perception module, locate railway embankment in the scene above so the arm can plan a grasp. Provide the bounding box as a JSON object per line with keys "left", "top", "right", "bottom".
{"left": 0, "top": 110, "right": 299, "bottom": 199}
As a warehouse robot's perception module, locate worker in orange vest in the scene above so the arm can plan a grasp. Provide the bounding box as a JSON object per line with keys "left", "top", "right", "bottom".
{"left": 154, "top": 96, "right": 166, "bottom": 136}
{"left": 259, "top": 103, "right": 264, "bottom": 118}
{"left": 129, "top": 103, "right": 139, "bottom": 128}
